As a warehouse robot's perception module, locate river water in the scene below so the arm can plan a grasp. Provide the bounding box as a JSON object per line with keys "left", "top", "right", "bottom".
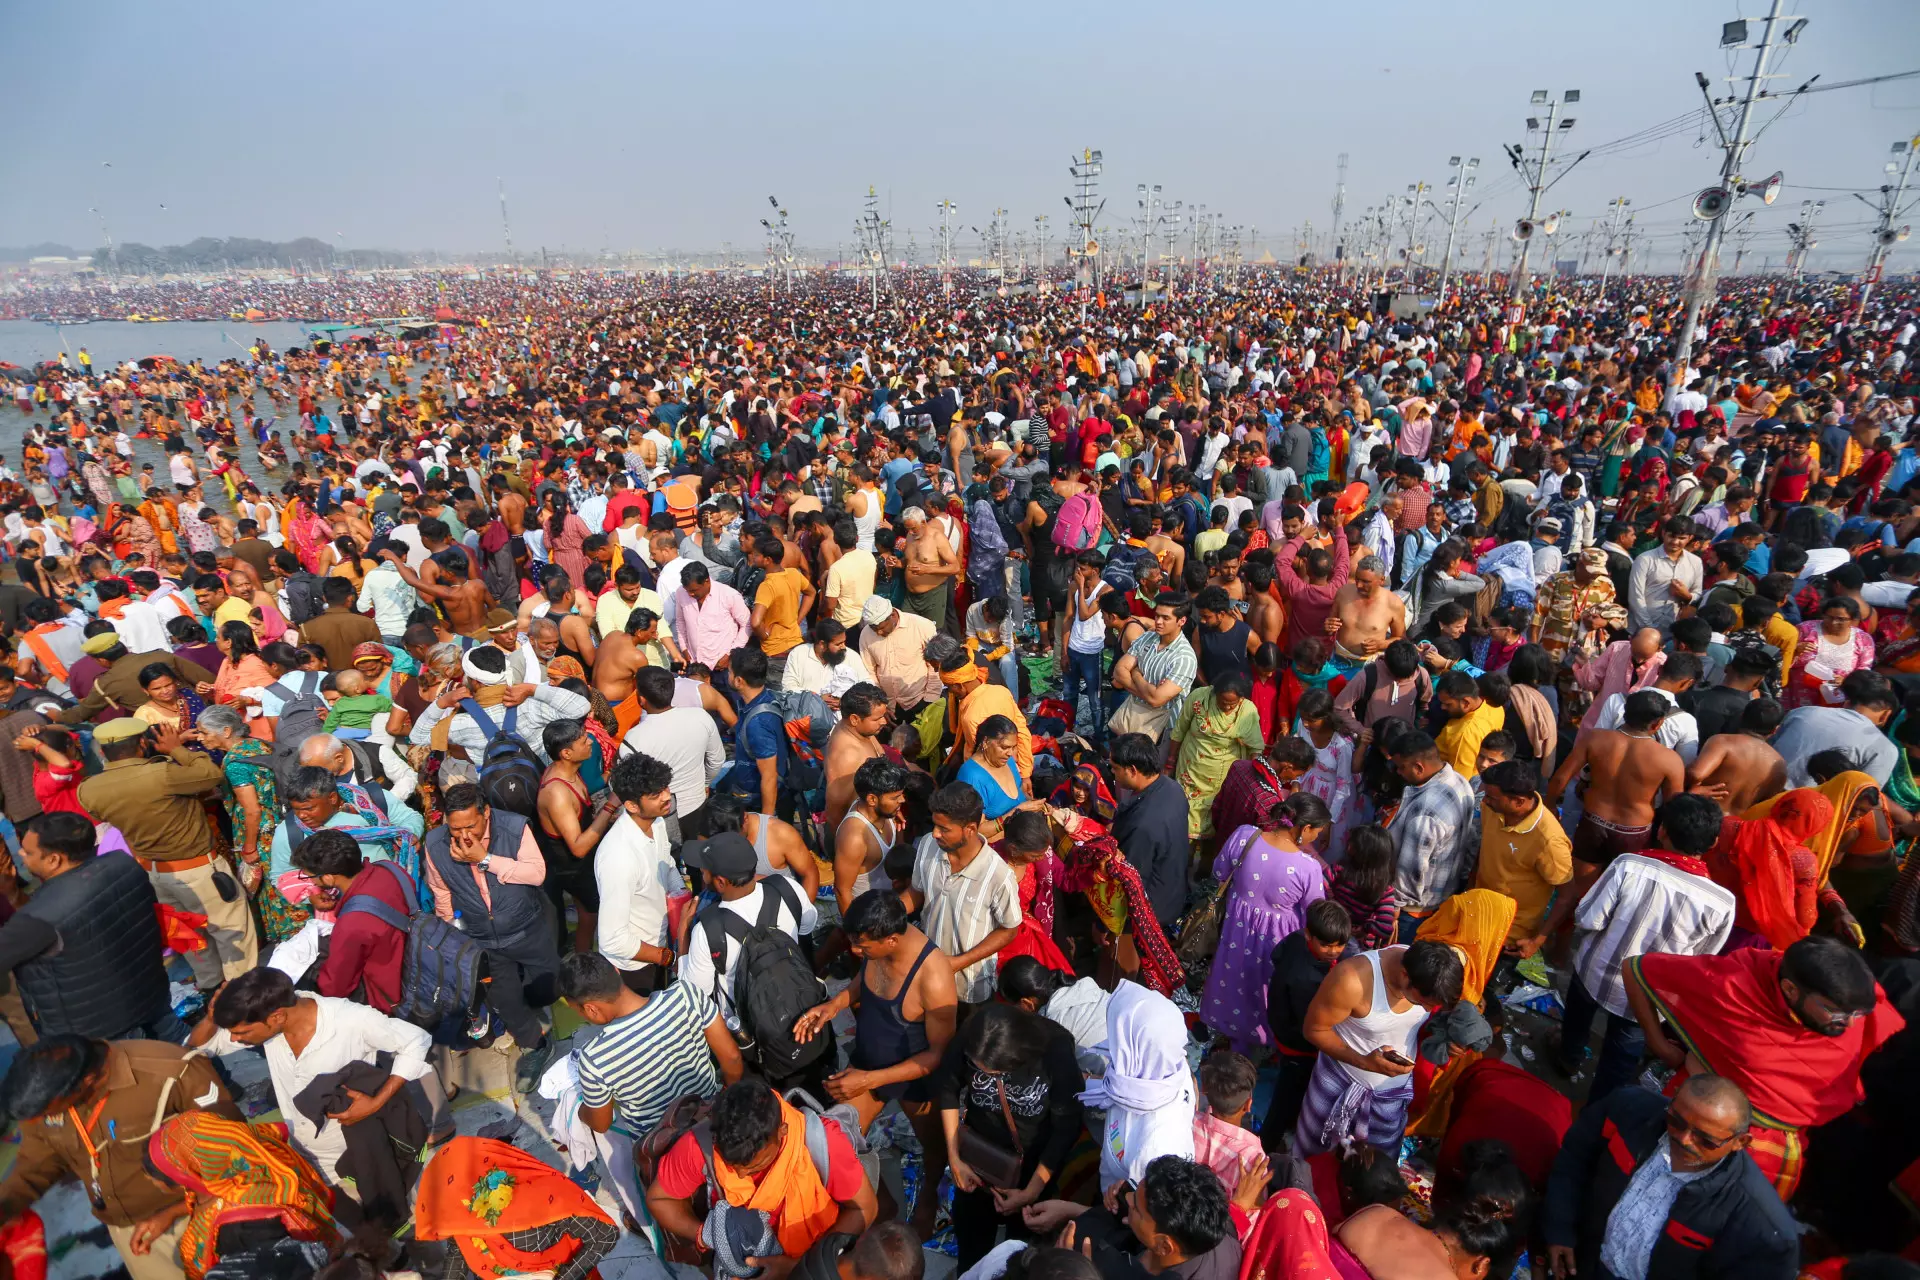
{"left": 0, "top": 318, "right": 323, "bottom": 369}
{"left": 0, "top": 319, "right": 357, "bottom": 497}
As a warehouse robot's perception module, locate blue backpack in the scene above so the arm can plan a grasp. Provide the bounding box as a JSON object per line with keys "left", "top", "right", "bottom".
{"left": 335, "top": 863, "right": 488, "bottom": 1035}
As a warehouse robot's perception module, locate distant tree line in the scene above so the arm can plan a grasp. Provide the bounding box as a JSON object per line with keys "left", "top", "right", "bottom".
{"left": 84, "top": 237, "right": 416, "bottom": 272}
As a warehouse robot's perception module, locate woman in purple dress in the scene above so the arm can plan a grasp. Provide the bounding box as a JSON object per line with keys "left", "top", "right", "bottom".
{"left": 1200, "top": 790, "right": 1331, "bottom": 1054}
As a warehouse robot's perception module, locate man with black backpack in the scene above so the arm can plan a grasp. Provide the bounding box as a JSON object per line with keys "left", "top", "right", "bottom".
{"left": 678, "top": 832, "right": 835, "bottom": 1098}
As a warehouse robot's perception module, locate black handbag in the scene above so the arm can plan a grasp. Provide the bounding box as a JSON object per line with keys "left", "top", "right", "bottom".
{"left": 956, "top": 1072, "right": 1026, "bottom": 1190}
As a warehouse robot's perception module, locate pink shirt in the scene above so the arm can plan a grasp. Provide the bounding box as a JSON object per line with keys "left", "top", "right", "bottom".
{"left": 425, "top": 824, "right": 546, "bottom": 918}
{"left": 1191, "top": 1112, "right": 1263, "bottom": 1197}
{"left": 1575, "top": 639, "right": 1666, "bottom": 733}
{"left": 673, "top": 582, "right": 752, "bottom": 667}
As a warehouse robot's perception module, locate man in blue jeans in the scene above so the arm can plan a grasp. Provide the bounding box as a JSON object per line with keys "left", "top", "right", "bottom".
{"left": 1060, "top": 550, "right": 1110, "bottom": 743}
{"left": 1554, "top": 793, "right": 1737, "bottom": 1102}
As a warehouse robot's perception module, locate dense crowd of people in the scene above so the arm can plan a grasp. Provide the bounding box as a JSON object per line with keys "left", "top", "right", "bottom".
{"left": 0, "top": 266, "right": 1912, "bottom": 1280}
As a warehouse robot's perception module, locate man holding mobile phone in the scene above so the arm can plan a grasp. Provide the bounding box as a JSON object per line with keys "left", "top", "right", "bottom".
{"left": 1292, "top": 939, "right": 1464, "bottom": 1158}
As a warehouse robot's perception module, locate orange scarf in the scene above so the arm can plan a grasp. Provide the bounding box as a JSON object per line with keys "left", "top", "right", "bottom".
{"left": 711, "top": 1094, "right": 840, "bottom": 1258}
{"left": 415, "top": 1138, "right": 611, "bottom": 1280}
{"left": 21, "top": 624, "right": 69, "bottom": 685}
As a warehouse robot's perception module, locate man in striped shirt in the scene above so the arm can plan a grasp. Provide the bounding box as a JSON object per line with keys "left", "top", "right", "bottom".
{"left": 1557, "top": 795, "right": 1734, "bottom": 1104}
{"left": 1108, "top": 592, "right": 1199, "bottom": 750}
{"left": 560, "top": 952, "right": 744, "bottom": 1220}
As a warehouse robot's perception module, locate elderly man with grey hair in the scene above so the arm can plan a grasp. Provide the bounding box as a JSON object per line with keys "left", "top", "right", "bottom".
{"left": 1329, "top": 548, "right": 1408, "bottom": 670}
{"left": 409, "top": 642, "right": 591, "bottom": 766}
{"left": 899, "top": 504, "right": 961, "bottom": 628}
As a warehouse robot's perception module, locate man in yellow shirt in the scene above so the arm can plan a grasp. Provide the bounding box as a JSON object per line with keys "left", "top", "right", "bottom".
{"left": 748, "top": 533, "right": 814, "bottom": 688}
{"left": 1434, "top": 669, "right": 1505, "bottom": 779}
{"left": 1475, "top": 758, "right": 1574, "bottom": 955}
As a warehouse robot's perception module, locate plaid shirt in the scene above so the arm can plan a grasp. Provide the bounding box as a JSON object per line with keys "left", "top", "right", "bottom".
{"left": 1388, "top": 764, "right": 1479, "bottom": 912}
{"left": 1394, "top": 482, "right": 1432, "bottom": 534}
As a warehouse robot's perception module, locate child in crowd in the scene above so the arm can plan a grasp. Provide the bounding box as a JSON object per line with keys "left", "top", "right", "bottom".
{"left": 13, "top": 726, "right": 85, "bottom": 817}
{"left": 1262, "top": 899, "right": 1355, "bottom": 1149}
{"left": 1326, "top": 825, "right": 1398, "bottom": 951}
{"left": 320, "top": 669, "right": 391, "bottom": 740}
{"left": 1191, "top": 1049, "right": 1264, "bottom": 1196}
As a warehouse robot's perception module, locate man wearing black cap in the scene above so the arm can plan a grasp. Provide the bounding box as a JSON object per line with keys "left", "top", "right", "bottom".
{"left": 679, "top": 831, "right": 829, "bottom": 1088}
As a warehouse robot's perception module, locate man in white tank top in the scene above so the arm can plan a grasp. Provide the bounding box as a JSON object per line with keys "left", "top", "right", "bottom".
{"left": 833, "top": 757, "right": 908, "bottom": 914}
{"left": 1292, "top": 940, "right": 1464, "bottom": 1157}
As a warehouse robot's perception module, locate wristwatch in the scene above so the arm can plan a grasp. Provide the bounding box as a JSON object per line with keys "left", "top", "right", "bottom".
{"left": 479, "top": 854, "right": 493, "bottom": 874}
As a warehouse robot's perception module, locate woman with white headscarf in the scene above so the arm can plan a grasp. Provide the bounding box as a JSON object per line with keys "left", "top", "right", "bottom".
{"left": 1079, "top": 979, "right": 1196, "bottom": 1192}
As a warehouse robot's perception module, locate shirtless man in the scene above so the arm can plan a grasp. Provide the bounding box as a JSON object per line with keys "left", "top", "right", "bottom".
{"left": 1327, "top": 554, "right": 1406, "bottom": 665}
{"left": 1243, "top": 562, "right": 1284, "bottom": 651}
{"left": 824, "top": 683, "right": 892, "bottom": 831}
{"left": 594, "top": 609, "right": 653, "bottom": 706}
{"left": 1144, "top": 512, "right": 1187, "bottom": 585}
{"left": 899, "top": 506, "right": 961, "bottom": 626}
{"left": 383, "top": 546, "right": 493, "bottom": 638}
{"left": 833, "top": 756, "right": 909, "bottom": 914}
{"left": 491, "top": 475, "right": 528, "bottom": 539}
{"left": 525, "top": 572, "right": 598, "bottom": 667}
{"left": 1545, "top": 689, "right": 1687, "bottom": 934}
{"left": 1685, "top": 698, "right": 1788, "bottom": 814}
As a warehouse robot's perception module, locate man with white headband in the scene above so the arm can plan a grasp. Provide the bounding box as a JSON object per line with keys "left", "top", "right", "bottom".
{"left": 408, "top": 642, "right": 591, "bottom": 766}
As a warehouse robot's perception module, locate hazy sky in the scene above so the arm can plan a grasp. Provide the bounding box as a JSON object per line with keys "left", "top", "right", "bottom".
{"left": 3, "top": 0, "right": 1918, "bottom": 272}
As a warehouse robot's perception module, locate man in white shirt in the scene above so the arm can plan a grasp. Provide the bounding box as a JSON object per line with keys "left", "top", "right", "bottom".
{"left": 1592, "top": 652, "right": 1703, "bottom": 765}
{"left": 780, "top": 619, "right": 875, "bottom": 702}
{"left": 676, "top": 833, "right": 811, "bottom": 1038}
{"left": 621, "top": 667, "right": 726, "bottom": 837}
{"left": 191, "top": 967, "right": 432, "bottom": 1184}
{"left": 594, "top": 750, "right": 681, "bottom": 994}
{"left": 1626, "top": 518, "right": 1703, "bottom": 637}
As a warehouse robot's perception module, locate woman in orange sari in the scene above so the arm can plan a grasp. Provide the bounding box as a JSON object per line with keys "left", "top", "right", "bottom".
{"left": 416, "top": 1137, "right": 617, "bottom": 1280}
{"left": 144, "top": 1112, "right": 337, "bottom": 1280}
{"left": 1705, "top": 789, "right": 1849, "bottom": 950}
{"left": 211, "top": 621, "right": 276, "bottom": 736}
{"left": 1407, "top": 888, "right": 1518, "bottom": 1136}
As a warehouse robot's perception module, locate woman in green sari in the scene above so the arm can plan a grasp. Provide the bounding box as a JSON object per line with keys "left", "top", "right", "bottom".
{"left": 197, "top": 703, "right": 304, "bottom": 941}
{"left": 1169, "top": 669, "right": 1265, "bottom": 842}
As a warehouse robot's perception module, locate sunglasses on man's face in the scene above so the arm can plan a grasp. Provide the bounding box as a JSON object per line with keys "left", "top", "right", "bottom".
{"left": 1664, "top": 1107, "right": 1740, "bottom": 1151}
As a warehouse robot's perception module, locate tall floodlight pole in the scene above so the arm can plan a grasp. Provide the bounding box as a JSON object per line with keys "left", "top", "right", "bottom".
{"left": 1672, "top": 0, "right": 1799, "bottom": 391}
{"left": 1436, "top": 156, "right": 1479, "bottom": 307}
{"left": 1331, "top": 153, "right": 1349, "bottom": 274}
{"left": 1856, "top": 135, "right": 1919, "bottom": 321}
{"left": 495, "top": 178, "right": 515, "bottom": 268}
{"left": 1034, "top": 214, "right": 1050, "bottom": 284}
{"left": 1596, "top": 198, "right": 1631, "bottom": 297}
{"left": 858, "top": 186, "right": 891, "bottom": 312}
{"left": 1067, "top": 149, "right": 1106, "bottom": 299}
{"left": 1787, "top": 200, "right": 1826, "bottom": 277}
{"left": 1507, "top": 90, "right": 1580, "bottom": 301}
{"left": 935, "top": 200, "right": 957, "bottom": 292}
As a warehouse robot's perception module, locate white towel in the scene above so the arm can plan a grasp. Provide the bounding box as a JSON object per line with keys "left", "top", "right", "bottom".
{"left": 266, "top": 918, "right": 332, "bottom": 981}
{"left": 537, "top": 1052, "right": 597, "bottom": 1172}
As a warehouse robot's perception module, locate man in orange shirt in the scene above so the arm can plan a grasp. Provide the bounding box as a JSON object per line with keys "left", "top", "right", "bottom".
{"left": 748, "top": 534, "right": 814, "bottom": 689}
